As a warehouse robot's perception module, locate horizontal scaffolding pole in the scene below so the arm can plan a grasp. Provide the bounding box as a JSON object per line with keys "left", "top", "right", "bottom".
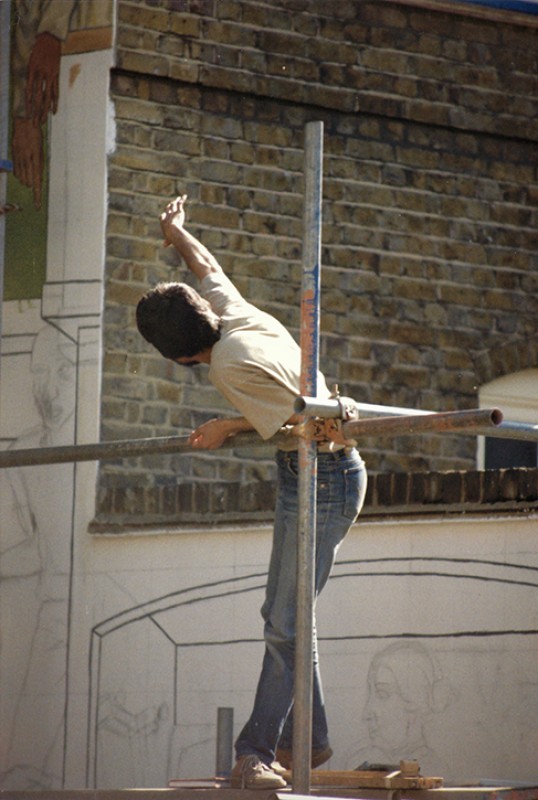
{"left": 350, "top": 405, "right": 538, "bottom": 442}
{"left": 343, "top": 407, "right": 503, "bottom": 438}
{"left": 1, "top": 405, "right": 537, "bottom": 470}
{"left": 487, "top": 420, "right": 538, "bottom": 441}
{"left": 0, "top": 429, "right": 279, "bottom": 469}
{"left": 298, "top": 397, "right": 538, "bottom": 443}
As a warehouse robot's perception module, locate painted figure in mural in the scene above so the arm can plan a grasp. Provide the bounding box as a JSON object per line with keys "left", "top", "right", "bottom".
{"left": 2, "top": 0, "right": 112, "bottom": 790}
{"left": 0, "top": 325, "right": 77, "bottom": 789}
{"left": 136, "top": 195, "right": 368, "bottom": 789}
{"left": 11, "top": 0, "right": 75, "bottom": 208}
{"left": 10, "top": 0, "right": 113, "bottom": 208}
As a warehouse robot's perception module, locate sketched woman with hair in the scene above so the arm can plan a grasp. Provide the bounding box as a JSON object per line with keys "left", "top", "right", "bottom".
{"left": 349, "top": 641, "right": 455, "bottom": 776}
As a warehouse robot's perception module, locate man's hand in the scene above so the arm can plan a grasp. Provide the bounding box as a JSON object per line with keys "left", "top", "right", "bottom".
{"left": 188, "top": 416, "right": 255, "bottom": 450}
{"left": 189, "top": 418, "right": 230, "bottom": 450}
{"left": 160, "top": 194, "right": 187, "bottom": 247}
{"left": 159, "top": 194, "right": 223, "bottom": 279}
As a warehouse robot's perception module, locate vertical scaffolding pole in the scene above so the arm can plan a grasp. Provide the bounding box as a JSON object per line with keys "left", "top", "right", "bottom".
{"left": 0, "top": 0, "right": 12, "bottom": 354}
{"left": 293, "top": 120, "right": 324, "bottom": 795}
{"left": 215, "top": 707, "right": 234, "bottom": 778}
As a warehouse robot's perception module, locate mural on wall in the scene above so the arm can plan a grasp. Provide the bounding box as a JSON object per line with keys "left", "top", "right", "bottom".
{"left": 83, "top": 554, "right": 538, "bottom": 788}
{"left": 0, "top": 0, "right": 113, "bottom": 790}
{"left": 348, "top": 640, "right": 455, "bottom": 773}
{"left": 6, "top": 0, "right": 114, "bottom": 300}
{"left": 0, "top": 325, "right": 77, "bottom": 789}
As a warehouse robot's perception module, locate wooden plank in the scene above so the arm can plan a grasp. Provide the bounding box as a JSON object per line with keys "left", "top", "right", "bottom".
{"left": 281, "top": 769, "right": 444, "bottom": 790}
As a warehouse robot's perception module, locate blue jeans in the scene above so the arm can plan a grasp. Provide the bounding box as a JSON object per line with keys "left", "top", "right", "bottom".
{"left": 235, "top": 447, "right": 367, "bottom": 765}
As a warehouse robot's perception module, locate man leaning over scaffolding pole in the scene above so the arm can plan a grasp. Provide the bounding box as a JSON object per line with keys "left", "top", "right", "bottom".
{"left": 135, "top": 194, "right": 368, "bottom": 790}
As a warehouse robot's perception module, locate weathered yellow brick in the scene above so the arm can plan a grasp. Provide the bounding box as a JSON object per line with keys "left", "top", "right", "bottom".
{"left": 170, "top": 14, "right": 201, "bottom": 37}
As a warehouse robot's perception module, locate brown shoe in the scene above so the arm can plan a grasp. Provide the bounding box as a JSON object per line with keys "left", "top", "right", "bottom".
{"left": 275, "top": 745, "right": 333, "bottom": 770}
{"left": 231, "top": 755, "right": 287, "bottom": 789}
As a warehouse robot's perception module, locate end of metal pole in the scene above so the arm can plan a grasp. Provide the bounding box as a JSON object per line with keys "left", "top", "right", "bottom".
{"left": 490, "top": 408, "right": 504, "bottom": 426}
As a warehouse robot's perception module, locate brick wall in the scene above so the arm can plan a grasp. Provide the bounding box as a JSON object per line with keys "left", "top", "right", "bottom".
{"left": 97, "top": 0, "right": 538, "bottom": 525}
{"left": 92, "top": 465, "right": 538, "bottom": 530}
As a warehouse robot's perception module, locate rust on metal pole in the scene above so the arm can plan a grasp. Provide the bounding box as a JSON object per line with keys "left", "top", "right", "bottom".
{"left": 295, "top": 397, "right": 538, "bottom": 442}
{"left": 292, "top": 403, "right": 538, "bottom": 443}
{"left": 342, "top": 408, "right": 503, "bottom": 439}
{"left": 0, "top": 430, "right": 285, "bottom": 469}
{"left": 4, "top": 406, "right": 538, "bottom": 471}
{"left": 5, "top": 407, "right": 538, "bottom": 471}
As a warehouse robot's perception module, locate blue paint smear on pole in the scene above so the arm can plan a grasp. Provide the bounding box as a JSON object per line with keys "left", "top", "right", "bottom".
{"left": 458, "top": 0, "right": 538, "bottom": 13}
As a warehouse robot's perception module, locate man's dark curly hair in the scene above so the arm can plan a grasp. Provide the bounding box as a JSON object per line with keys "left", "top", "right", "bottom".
{"left": 136, "top": 282, "right": 221, "bottom": 360}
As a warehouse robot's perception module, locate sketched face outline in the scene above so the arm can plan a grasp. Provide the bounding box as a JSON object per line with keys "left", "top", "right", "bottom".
{"left": 31, "top": 327, "right": 76, "bottom": 430}
{"left": 362, "top": 642, "right": 445, "bottom": 754}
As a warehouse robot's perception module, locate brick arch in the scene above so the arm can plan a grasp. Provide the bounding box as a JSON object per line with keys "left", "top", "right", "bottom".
{"left": 473, "top": 333, "right": 538, "bottom": 386}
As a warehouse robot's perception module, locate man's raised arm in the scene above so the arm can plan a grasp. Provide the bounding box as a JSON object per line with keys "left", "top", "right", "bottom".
{"left": 160, "top": 195, "right": 223, "bottom": 282}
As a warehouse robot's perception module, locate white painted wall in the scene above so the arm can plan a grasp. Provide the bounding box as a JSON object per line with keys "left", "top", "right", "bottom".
{"left": 0, "top": 36, "right": 111, "bottom": 792}
{"left": 68, "top": 512, "right": 538, "bottom": 789}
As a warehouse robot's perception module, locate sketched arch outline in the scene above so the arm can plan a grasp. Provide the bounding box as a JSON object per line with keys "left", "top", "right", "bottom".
{"left": 85, "top": 557, "right": 538, "bottom": 786}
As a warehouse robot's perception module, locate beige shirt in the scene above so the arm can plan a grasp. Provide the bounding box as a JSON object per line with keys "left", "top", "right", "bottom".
{"left": 202, "top": 272, "right": 331, "bottom": 440}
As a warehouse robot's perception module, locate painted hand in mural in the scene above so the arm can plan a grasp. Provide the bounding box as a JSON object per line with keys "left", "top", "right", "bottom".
{"left": 26, "top": 32, "right": 61, "bottom": 124}
{"left": 11, "top": 30, "right": 61, "bottom": 210}
{"left": 11, "top": 116, "right": 44, "bottom": 210}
